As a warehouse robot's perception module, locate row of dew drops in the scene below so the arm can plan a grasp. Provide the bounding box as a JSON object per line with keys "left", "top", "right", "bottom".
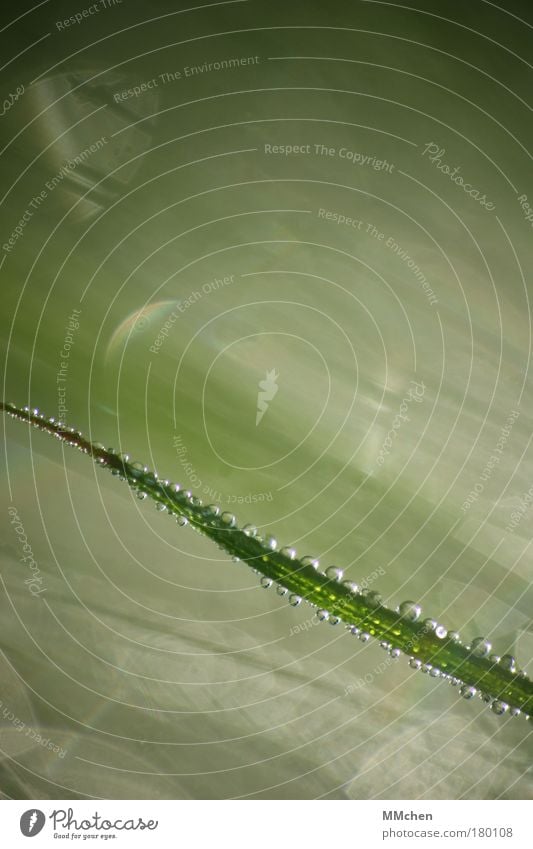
{"left": 16, "top": 406, "right": 533, "bottom": 721}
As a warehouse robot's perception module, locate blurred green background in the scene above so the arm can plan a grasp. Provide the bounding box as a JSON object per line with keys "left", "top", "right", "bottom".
{"left": 1, "top": 0, "right": 532, "bottom": 798}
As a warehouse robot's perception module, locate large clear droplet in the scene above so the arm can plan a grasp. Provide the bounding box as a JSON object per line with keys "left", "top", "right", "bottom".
{"left": 491, "top": 700, "right": 509, "bottom": 715}
{"left": 470, "top": 637, "right": 491, "bottom": 657}
{"left": 460, "top": 685, "right": 477, "bottom": 699}
{"left": 398, "top": 600, "right": 422, "bottom": 622}
{"left": 263, "top": 535, "right": 277, "bottom": 551}
{"left": 499, "top": 654, "right": 517, "bottom": 672}
{"left": 362, "top": 589, "right": 382, "bottom": 607}
{"left": 260, "top": 577, "right": 272, "bottom": 589}
{"left": 325, "top": 566, "right": 344, "bottom": 582}
{"left": 301, "top": 555, "right": 319, "bottom": 570}
{"left": 220, "top": 512, "right": 236, "bottom": 527}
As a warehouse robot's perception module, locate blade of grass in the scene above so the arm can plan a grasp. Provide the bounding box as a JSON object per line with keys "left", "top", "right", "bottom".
{"left": 2, "top": 401, "right": 532, "bottom": 720}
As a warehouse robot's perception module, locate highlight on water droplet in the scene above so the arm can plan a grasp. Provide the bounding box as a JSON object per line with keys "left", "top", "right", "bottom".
{"left": 490, "top": 700, "right": 509, "bottom": 715}
{"left": 470, "top": 637, "right": 492, "bottom": 657}
{"left": 398, "top": 600, "right": 422, "bottom": 622}
{"left": 460, "top": 685, "right": 477, "bottom": 699}
{"left": 325, "top": 566, "right": 344, "bottom": 582}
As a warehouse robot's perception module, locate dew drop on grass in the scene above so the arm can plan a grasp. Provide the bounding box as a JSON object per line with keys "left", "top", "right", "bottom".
{"left": 220, "top": 512, "right": 236, "bottom": 527}
{"left": 470, "top": 637, "right": 492, "bottom": 657}
{"left": 364, "top": 590, "right": 382, "bottom": 607}
{"left": 500, "top": 654, "right": 517, "bottom": 672}
{"left": 301, "top": 555, "right": 319, "bottom": 570}
{"left": 460, "top": 685, "right": 477, "bottom": 699}
{"left": 325, "top": 566, "right": 344, "bottom": 582}
{"left": 398, "top": 600, "right": 422, "bottom": 621}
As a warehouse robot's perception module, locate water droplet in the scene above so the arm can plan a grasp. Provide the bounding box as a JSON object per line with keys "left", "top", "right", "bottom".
{"left": 447, "top": 631, "right": 461, "bottom": 642}
{"left": 398, "top": 600, "right": 422, "bottom": 622}
{"left": 435, "top": 625, "right": 447, "bottom": 639}
{"left": 422, "top": 618, "right": 437, "bottom": 632}
{"left": 176, "top": 516, "right": 188, "bottom": 527}
{"left": 491, "top": 700, "right": 509, "bottom": 715}
{"left": 276, "top": 585, "right": 287, "bottom": 596}
{"left": 470, "top": 637, "right": 491, "bottom": 657}
{"left": 280, "top": 546, "right": 296, "bottom": 560}
{"left": 190, "top": 495, "right": 202, "bottom": 507}
{"left": 329, "top": 615, "right": 341, "bottom": 625}
{"left": 129, "top": 461, "right": 145, "bottom": 478}
{"left": 510, "top": 707, "right": 521, "bottom": 717}
{"left": 136, "top": 491, "right": 147, "bottom": 500}
{"left": 260, "top": 577, "right": 272, "bottom": 589}
{"left": 220, "top": 512, "right": 236, "bottom": 527}
{"left": 429, "top": 667, "right": 441, "bottom": 677}
{"left": 301, "top": 555, "right": 319, "bottom": 570}
{"left": 380, "top": 641, "right": 391, "bottom": 651}
{"left": 289, "top": 594, "right": 302, "bottom": 606}
{"left": 350, "top": 626, "right": 361, "bottom": 636}
{"left": 500, "top": 654, "right": 517, "bottom": 672}
{"left": 242, "top": 524, "right": 257, "bottom": 537}
{"left": 362, "top": 589, "right": 382, "bottom": 607}
{"left": 390, "top": 648, "right": 401, "bottom": 658}
{"left": 460, "top": 685, "right": 477, "bottom": 699}
{"left": 489, "top": 654, "right": 501, "bottom": 664}
{"left": 409, "top": 658, "right": 422, "bottom": 669}
{"left": 316, "top": 609, "right": 329, "bottom": 622}
{"left": 155, "top": 502, "right": 167, "bottom": 512}
{"left": 342, "top": 580, "right": 360, "bottom": 594}
{"left": 359, "top": 632, "right": 370, "bottom": 642}
{"left": 420, "top": 664, "right": 431, "bottom": 674}
{"left": 325, "top": 566, "right": 344, "bottom": 582}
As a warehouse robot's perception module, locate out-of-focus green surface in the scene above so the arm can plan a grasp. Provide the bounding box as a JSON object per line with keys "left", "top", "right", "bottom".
{"left": 1, "top": 0, "right": 532, "bottom": 799}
